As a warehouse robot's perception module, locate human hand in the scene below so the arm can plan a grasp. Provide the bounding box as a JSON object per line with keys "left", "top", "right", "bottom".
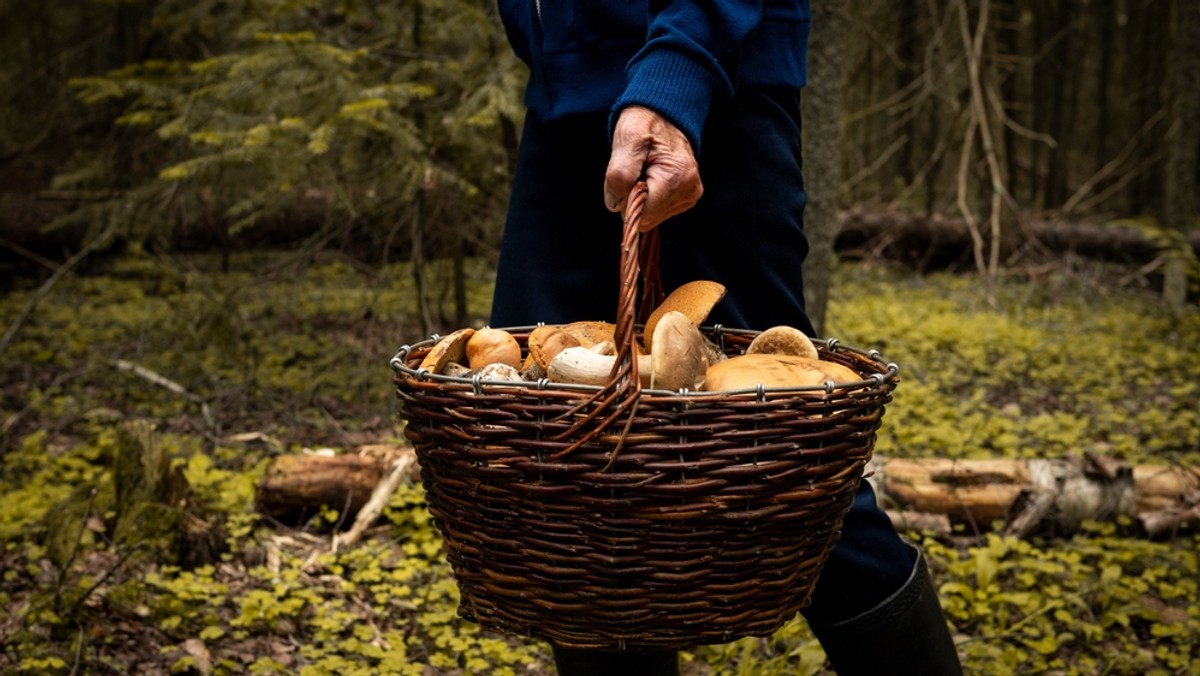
{"left": 603, "top": 106, "right": 703, "bottom": 232}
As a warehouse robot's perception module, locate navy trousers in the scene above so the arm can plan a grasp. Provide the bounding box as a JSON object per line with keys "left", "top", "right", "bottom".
{"left": 490, "top": 89, "right": 915, "bottom": 643}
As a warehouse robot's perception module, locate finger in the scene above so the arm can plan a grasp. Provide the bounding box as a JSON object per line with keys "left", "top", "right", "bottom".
{"left": 604, "top": 151, "right": 644, "bottom": 213}
{"left": 638, "top": 168, "right": 703, "bottom": 232}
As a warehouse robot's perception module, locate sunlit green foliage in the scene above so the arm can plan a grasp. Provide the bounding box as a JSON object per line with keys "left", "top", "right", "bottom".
{"left": 829, "top": 262, "right": 1200, "bottom": 467}
{"left": 928, "top": 529, "right": 1199, "bottom": 673}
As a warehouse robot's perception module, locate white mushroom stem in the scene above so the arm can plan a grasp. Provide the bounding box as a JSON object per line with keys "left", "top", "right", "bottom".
{"left": 547, "top": 346, "right": 652, "bottom": 387}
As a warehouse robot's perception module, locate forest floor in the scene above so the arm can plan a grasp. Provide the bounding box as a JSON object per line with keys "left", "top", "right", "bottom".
{"left": 1, "top": 250, "right": 1198, "bottom": 675}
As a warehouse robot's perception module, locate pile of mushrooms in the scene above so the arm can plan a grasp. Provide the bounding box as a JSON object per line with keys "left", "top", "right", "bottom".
{"left": 416, "top": 280, "right": 862, "bottom": 392}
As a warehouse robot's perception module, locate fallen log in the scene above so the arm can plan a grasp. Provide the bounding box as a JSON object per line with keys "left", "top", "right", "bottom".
{"left": 254, "top": 444, "right": 418, "bottom": 527}
{"left": 837, "top": 210, "right": 1200, "bottom": 269}
{"left": 867, "top": 454, "right": 1200, "bottom": 539}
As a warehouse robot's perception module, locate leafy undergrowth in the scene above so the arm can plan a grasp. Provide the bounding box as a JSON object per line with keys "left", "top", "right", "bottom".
{"left": 1, "top": 252, "right": 1197, "bottom": 674}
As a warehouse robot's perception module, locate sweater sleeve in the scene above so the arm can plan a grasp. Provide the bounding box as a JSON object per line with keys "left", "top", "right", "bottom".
{"left": 611, "top": 0, "right": 766, "bottom": 153}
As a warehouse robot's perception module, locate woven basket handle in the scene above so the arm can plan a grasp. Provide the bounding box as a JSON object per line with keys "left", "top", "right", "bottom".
{"left": 551, "top": 181, "right": 658, "bottom": 460}
{"left": 614, "top": 181, "right": 662, "bottom": 379}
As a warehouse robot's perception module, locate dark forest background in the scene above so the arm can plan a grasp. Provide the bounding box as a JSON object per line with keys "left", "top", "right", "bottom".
{"left": 1, "top": 0, "right": 1197, "bottom": 329}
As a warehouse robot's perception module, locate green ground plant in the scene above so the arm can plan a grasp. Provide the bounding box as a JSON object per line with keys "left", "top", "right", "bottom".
{"left": 1, "top": 253, "right": 1197, "bottom": 674}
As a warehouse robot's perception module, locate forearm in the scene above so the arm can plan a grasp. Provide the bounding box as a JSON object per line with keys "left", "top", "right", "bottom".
{"left": 613, "top": 0, "right": 767, "bottom": 152}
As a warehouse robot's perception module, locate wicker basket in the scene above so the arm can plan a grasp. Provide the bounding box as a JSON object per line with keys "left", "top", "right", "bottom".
{"left": 389, "top": 185, "right": 900, "bottom": 651}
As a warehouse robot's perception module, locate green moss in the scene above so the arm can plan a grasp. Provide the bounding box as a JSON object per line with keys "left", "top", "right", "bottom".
{"left": 830, "top": 263, "right": 1200, "bottom": 467}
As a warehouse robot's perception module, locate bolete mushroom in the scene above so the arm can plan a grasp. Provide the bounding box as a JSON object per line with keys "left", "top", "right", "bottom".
{"left": 547, "top": 311, "right": 708, "bottom": 391}
{"left": 547, "top": 344, "right": 647, "bottom": 387}
{"left": 562, "top": 320, "right": 619, "bottom": 348}
{"left": 473, "top": 362, "right": 524, "bottom": 382}
{"left": 527, "top": 325, "right": 583, "bottom": 371}
{"left": 701, "top": 353, "right": 861, "bottom": 392}
{"left": 418, "top": 327, "right": 475, "bottom": 374}
{"left": 647, "top": 310, "right": 708, "bottom": 391}
{"left": 746, "top": 325, "right": 819, "bottom": 360}
{"left": 466, "top": 327, "right": 522, "bottom": 370}
{"left": 643, "top": 281, "right": 726, "bottom": 353}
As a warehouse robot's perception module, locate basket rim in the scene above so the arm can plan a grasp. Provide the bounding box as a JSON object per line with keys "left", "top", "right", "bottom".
{"left": 389, "top": 323, "right": 899, "bottom": 398}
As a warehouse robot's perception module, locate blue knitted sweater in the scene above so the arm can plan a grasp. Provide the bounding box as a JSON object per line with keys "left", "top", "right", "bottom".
{"left": 497, "top": 1, "right": 811, "bottom": 152}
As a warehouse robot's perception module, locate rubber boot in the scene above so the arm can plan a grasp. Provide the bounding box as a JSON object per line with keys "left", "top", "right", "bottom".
{"left": 808, "top": 543, "right": 963, "bottom": 675}
{"left": 550, "top": 645, "right": 679, "bottom": 676}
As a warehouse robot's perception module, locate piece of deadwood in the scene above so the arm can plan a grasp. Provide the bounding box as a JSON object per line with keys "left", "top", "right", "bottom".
{"left": 254, "top": 445, "right": 417, "bottom": 527}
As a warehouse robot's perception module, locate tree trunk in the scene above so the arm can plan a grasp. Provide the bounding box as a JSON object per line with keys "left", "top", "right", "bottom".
{"left": 1162, "top": 0, "right": 1200, "bottom": 314}
{"left": 801, "top": 1, "right": 849, "bottom": 336}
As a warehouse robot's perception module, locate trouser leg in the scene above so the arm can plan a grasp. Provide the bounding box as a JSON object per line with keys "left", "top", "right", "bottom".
{"left": 806, "top": 540, "right": 963, "bottom": 675}
{"left": 550, "top": 645, "right": 679, "bottom": 676}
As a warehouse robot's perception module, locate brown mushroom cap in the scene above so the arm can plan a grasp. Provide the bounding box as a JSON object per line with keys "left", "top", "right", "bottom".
{"left": 562, "top": 321, "right": 620, "bottom": 348}
{"left": 418, "top": 327, "right": 475, "bottom": 374}
{"left": 701, "top": 353, "right": 861, "bottom": 392}
{"left": 649, "top": 310, "right": 708, "bottom": 391}
{"left": 466, "top": 327, "right": 522, "bottom": 370}
{"left": 643, "top": 281, "right": 726, "bottom": 352}
{"left": 528, "top": 325, "right": 582, "bottom": 370}
{"left": 746, "top": 325, "right": 819, "bottom": 360}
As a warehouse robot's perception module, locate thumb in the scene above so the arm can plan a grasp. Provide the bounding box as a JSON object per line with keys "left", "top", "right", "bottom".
{"left": 603, "top": 147, "right": 644, "bottom": 214}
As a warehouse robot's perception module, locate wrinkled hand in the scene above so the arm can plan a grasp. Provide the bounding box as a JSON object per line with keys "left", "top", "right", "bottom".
{"left": 604, "top": 106, "right": 703, "bottom": 232}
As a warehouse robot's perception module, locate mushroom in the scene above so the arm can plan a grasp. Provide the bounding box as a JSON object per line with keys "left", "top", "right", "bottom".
{"left": 647, "top": 310, "right": 708, "bottom": 391}
{"left": 562, "top": 320, "right": 620, "bottom": 348}
{"left": 746, "top": 325, "right": 819, "bottom": 360}
{"left": 547, "top": 311, "right": 708, "bottom": 391}
{"left": 418, "top": 327, "right": 475, "bottom": 374}
{"left": 466, "top": 327, "right": 522, "bottom": 370}
{"left": 701, "top": 353, "right": 861, "bottom": 392}
{"left": 547, "top": 344, "right": 648, "bottom": 387}
{"left": 473, "top": 362, "right": 524, "bottom": 383}
{"left": 527, "top": 325, "right": 583, "bottom": 371}
{"left": 643, "top": 281, "right": 726, "bottom": 353}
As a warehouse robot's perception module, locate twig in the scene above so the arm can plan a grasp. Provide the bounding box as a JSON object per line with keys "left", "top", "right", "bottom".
{"left": 68, "top": 625, "right": 85, "bottom": 676}
{"left": 1071, "top": 151, "right": 1165, "bottom": 215}
{"left": 838, "top": 134, "right": 910, "bottom": 199}
{"left": 955, "top": 113, "right": 987, "bottom": 275}
{"left": 0, "top": 236, "right": 60, "bottom": 271}
{"left": 54, "top": 489, "right": 98, "bottom": 613}
{"left": 0, "top": 226, "right": 114, "bottom": 359}
{"left": 958, "top": 0, "right": 1007, "bottom": 278}
{"left": 111, "top": 359, "right": 215, "bottom": 432}
{"left": 332, "top": 449, "right": 418, "bottom": 551}
{"left": 64, "top": 543, "right": 143, "bottom": 621}
{"left": 1058, "top": 107, "right": 1169, "bottom": 216}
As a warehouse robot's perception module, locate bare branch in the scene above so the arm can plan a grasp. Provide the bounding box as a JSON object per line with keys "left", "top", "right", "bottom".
{"left": 0, "top": 226, "right": 114, "bottom": 358}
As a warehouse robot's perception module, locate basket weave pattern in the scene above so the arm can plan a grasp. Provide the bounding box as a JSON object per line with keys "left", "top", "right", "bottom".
{"left": 390, "top": 183, "right": 899, "bottom": 650}
{"left": 392, "top": 332, "right": 896, "bottom": 650}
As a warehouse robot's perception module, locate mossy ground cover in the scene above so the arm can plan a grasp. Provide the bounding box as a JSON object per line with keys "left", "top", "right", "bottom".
{"left": 1, "top": 252, "right": 1197, "bottom": 674}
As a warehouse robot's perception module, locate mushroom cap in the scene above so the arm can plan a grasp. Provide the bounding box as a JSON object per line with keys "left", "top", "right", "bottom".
{"left": 649, "top": 310, "right": 708, "bottom": 391}
{"left": 418, "top": 327, "right": 475, "bottom": 374}
{"left": 473, "top": 362, "right": 524, "bottom": 383}
{"left": 746, "top": 325, "right": 819, "bottom": 360}
{"left": 562, "top": 321, "right": 620, "bottom": 349}
{"left": 466, "top": 327, "right": 522, "bottom": 370}
{"left": 528, "top": 325, "right": 582, "bottom": 370}
{"left": 643, "top": 281, "right": 726, "bottom": 352}
{"left": 701, "top": 353, "right": 862, "bottom": 392}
